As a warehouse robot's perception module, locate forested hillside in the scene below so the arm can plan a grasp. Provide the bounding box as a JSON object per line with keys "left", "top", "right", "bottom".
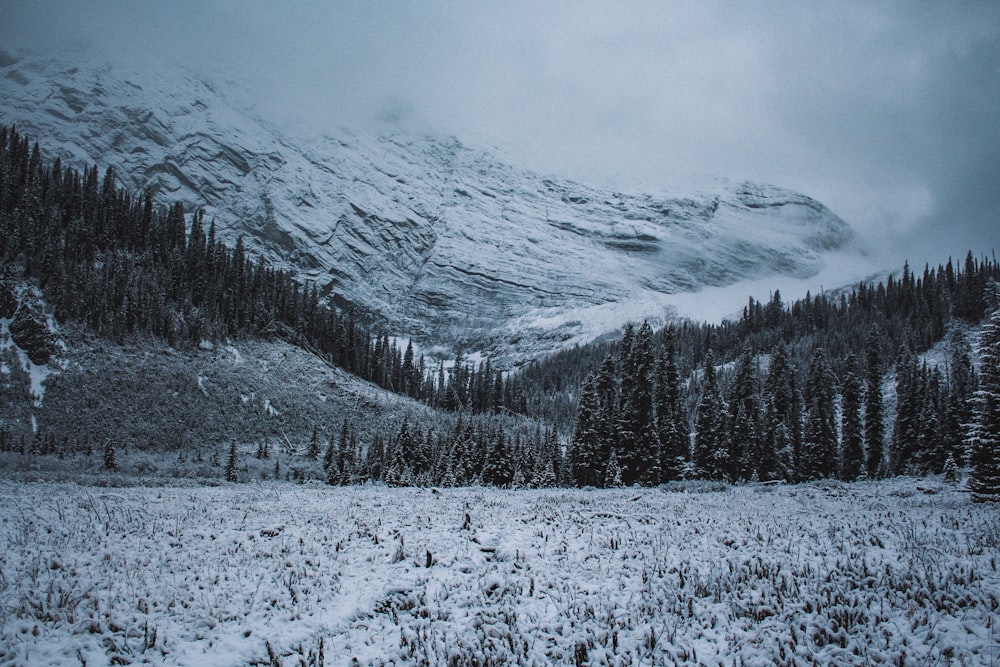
{"left": 2, "top": 125, "right": 998, "bottom": 496}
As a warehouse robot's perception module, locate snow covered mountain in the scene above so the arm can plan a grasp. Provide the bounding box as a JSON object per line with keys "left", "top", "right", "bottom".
{"left": 0, "top": 50, "right": 858, "bottom": 363}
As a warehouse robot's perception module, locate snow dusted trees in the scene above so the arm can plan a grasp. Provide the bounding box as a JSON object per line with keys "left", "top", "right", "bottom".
{"left": 728, "top": 347, "right": 761, "bottom": 481}
{"left": 967, "top": 308, "right": 1000, "bottom": 502}
{"left": 801, "top": 348, "right": 837, "bottom": 480}
{"left": 840, "top": 355, "right": 864, "bottom": 481}
{"left": 657, "top": 326, "right": 689, "bottom": 482}
{"left": 694, "top": 350, "right": 729, "bottom": 480}
{"left": 617, "top": 321, "right": 661, "bottom": 485}
{"left": 763, "top": 343, "right": 800, "bottom": 482}
{"left": 864, "top": 326, "right": 886, "bottom": 478}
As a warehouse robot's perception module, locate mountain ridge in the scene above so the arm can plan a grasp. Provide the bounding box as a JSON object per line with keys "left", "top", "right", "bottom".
{"left": 0, "top": 49, "right": 859, "bottom": 363}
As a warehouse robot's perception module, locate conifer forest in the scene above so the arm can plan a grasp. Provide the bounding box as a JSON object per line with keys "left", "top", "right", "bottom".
{"left": 2, "top": 125, "right": 999, "bottom": 501}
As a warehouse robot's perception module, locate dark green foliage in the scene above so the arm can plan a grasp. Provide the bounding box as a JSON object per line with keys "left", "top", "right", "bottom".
{"left": 763, "top": 343, "right": 800, "bottom": 482}
{"left": 656, "top": 326, "right": 689, "bottom": 481}
{"left": 967, "top": 308, "right": 1000, "bottom": 502}
{"left": 945, "top": 329, "right": 975, "bottom": 463}
{"left": 728, "top": 347, "right": 761, "bottom": 481}
{"left": 103, "top": 439, "right": 117, "bottom": 471}
{"left": 225, "top": 440, "right": 239, "bottom": 482}
{"left": 864, "top": 326, "right": 886, "bottom": 478}
{"left": 617, "top": 321, "right": 661, "bottom": 486}
{"left": 801, "top": 348, "right": 837, "bottom": 480}
{"left": 694, "top": 351, "right": 729, "bottom": 480}
{"left": 839, "top": 355, "right": 864, "bottom": 481}
{"left": 571, "top": 375, "right": 603, "bottom": 487}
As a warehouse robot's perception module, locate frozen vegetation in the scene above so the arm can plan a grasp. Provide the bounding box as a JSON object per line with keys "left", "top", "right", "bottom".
{"left": 0, "top": 478, "right": 997, "bottom": 665}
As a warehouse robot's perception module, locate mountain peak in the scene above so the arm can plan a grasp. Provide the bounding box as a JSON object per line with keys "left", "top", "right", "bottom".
{"left": 1, "top": 53, "right": 857, "bottom": 364}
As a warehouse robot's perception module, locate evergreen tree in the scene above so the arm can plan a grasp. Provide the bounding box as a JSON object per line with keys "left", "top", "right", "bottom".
{"left": 694, "top": 350, "right": 729, "bottom": 480}
{"left": 307, "top": 424, "right": 321, "bottom": 460}
{"left": 892, "top": 347, "right": 920, "bottom": 474}
{"left": 594, "top": 355, "right": 619, "bottom": 481}
{"left": 763, "top": 343, "right": 799, "bottom": 481}
{"left": 103, "top": 439, "right": 119, "bottom": 472}
{"left": 617, "top": 321, "right": 661, "bottom": 485}
{"left": 864, "top": 326, "right": 886, "bottom": 478}
{"left": 967, "top": 308, "right": 1000, "bottom": 502}
{"left": 571, "top": 375, "right": 603, "bottom": 486}
{"left": 728, "top": 346, "right": 761, "bottom": 481}
{"left": 604, "top": 450, "right": 624, "bottom": 488}
{"left": 225, "top": 440, "right": 239, "bottom": 482}
{"left": 801, "top": 347, "right": 837, "bottom": 480}
{"left": 943, "top": 453, "right": 960, "bottom": 484}
{"left": 840, "top": 354, "right": 864, "bottom": 480}
{"left": 946, "top": 328, "right": 975, "bottom": 463}
{"left": 482, "top": 430, "right": 514, "bottom": 487}
{"left": 656, "top": 326, "right": 689, "bottom": 481}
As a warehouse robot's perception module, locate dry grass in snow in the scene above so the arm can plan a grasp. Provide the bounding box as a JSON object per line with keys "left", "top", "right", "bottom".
{"left": 0, "top": 478, "right": 997, "bottom": 666}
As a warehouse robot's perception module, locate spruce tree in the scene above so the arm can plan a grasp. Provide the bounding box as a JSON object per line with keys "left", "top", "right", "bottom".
{"left": 571, "top": 375, "right": 603, "bottom": 486}
{"left": 728, "top": 347, "right": 761, "bottom": 482}
{"left": 967, "top": 308, "right": 1000, "bottom": 502}
{"left": 605, "top": 450, "right": 624, "bottom": 488}
{"left": 694, "top": 350, "right": 728, "bottom": 480}
{"left": 763, "top": 343, "right": 798, "bottom": 481}
{"left": 225, "top": 440, "right": 239, "bottom": 482}
{"left": 946, "top": 329, "right": 975, "bottom": 463}
{"left": 864, "top": 326, "right": 886, "bottom": 478}
{"left": 103, "top": 439, "right": 119, "bottom": 472}
{"left": 892, "top": 347, "right": 920, "bottom": 474}
{"left": 618, "top": 321, "right": 661, "bottom": 485}
{"left": 802, "top": 347, "right": 837, "bottom": 480}
{"left": 656, "top": 326, "right": 690, "bottom": 481}
{"left": 840, "top": 354, "right": 864, "bottom": 480}
{"left": 307, "top": 425, "right": 321, "bottom": 460}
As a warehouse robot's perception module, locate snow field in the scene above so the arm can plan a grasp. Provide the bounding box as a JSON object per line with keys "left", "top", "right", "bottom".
{"left": 0, "top": 479, "right": 997, "bottom": 666}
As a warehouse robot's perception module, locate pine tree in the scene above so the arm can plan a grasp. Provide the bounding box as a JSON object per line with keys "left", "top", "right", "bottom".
{"left": 946, "top": 328, "right": 975, "bottom": 463}
{"left": 864, "top": 326, "right": 886, "bottom": 478}
{"left": 840, "top": 354, "right": 864, "bottom": 480}
{"left": 728, "top": 346, "right": 761, "bottom": 482}
{"left": 892, "top": 347, "right": 920, "bottom": 474}
{"left": 482, "top": 430, "right": 514, "bottom": 487}
{"left": 594, "top": 355, "right": 618, "bottom": 480}
{"left": 103, "top": 439, "right": 119, "bottom": 471}
{"left": 967, "top": 308, "right": 1000, "bottom": 502}
{"left": 618, "top": 321, "right": 661, "bottom": 485}
{"left": 942, "top": 453, "right": 960, "bottom": 484}
{"left": 225, "top": 440, "right": 239, "bottom": 482}
{"left": 571, "top": 375, "right": 603, "bottom": 486}
{"left": 763, "top": 343, "right": 798, "bottom": 481}
{"left": 801, "top": 347, "right": 837, "bottom": 480}
{"left": 604, "top": 450, "right": 624, "bottom": 488}
{"left": 694, "top": 350, "right": 729, "bottom": 480}
{"left": 656, "top": 326, "right": 690, "bottom": 481}
{"left": 307, "top": 424, "right": 321, "bottom": 460}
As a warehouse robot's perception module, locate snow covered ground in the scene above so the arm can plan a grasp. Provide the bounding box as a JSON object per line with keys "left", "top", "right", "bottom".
{"left": 0, "top": 478, "right": 997, "bottom": 666}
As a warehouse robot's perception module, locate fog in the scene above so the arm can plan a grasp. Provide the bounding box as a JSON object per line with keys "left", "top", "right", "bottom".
{"left": 3, "top": 0, "right": 998, "bottom": 270}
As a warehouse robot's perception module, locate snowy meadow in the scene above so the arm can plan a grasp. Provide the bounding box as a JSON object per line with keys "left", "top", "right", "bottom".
{"left": 0, "top": 479, "right": 997, "bottom": 666}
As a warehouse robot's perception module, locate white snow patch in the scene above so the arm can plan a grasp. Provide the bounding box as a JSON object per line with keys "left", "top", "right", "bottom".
{"left": 226, "top": 344, "right": 244, "bottom": 364}
{"left": 263, "top": 398, "right": 280, "bottom": 417}
{"left": 196, "top": 374, "right": 208, "bottom": 396}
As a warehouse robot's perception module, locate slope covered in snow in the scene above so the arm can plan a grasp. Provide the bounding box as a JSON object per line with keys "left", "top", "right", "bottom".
{"left": 0, "top": 50, "right": 860, "bottom": 363}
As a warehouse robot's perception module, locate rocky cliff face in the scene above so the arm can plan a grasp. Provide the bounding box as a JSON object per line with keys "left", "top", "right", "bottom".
{"left": 0, "top": 51, "right": 857, "bottom": 363}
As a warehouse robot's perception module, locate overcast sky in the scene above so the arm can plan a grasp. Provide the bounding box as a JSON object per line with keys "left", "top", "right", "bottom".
{"left": 2, "top": 1, "right": 998, "bottom": 270}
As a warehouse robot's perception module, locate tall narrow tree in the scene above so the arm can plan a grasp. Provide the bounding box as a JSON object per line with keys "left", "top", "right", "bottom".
{"left": 967, "top": 308, "right": 1000, "bottom": 502}
{"left": 864, "top": 326, "right": 886, "bottom": 477}
{"left": 840, "top": 354, "right": 864, "bottom": 480}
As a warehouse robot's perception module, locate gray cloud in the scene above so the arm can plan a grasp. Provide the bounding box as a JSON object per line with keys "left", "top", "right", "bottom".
{"left": 2, "top": 0, "right": 998, "bottom": 269}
